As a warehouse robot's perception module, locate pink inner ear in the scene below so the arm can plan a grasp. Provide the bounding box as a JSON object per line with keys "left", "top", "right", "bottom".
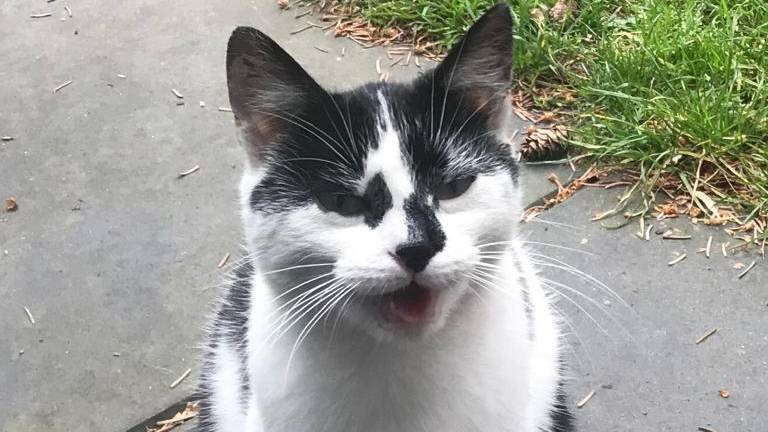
{"left": 240, "top": 115, "right": 283, "bottom": 162}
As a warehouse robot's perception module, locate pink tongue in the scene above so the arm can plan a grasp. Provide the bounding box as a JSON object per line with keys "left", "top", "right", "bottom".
{"left": 386, "top": 283, "right": 437, "bottom": 324}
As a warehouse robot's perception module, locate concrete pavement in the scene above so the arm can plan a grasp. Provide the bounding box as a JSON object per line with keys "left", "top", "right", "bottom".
{"left": 1, "top": 0, "right": 765, "bottom": 431}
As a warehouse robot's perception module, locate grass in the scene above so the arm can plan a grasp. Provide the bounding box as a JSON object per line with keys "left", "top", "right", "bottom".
{"left": 323, "top": 0, "right": 768, "bottom": 226}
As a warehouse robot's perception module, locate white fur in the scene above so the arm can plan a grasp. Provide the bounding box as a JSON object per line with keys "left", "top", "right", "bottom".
{"left": 205, "top": 93, "right": 564, "bottom": 432}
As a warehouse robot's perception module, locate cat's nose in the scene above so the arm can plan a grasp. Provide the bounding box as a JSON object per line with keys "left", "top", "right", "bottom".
{"left": 395, "top": 241, "right": 437, "bottom": 273}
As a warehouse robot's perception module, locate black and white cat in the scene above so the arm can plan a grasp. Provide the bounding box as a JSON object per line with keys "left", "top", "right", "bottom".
{"left": 198, "top": 4, "right": 573, "bottom": 431}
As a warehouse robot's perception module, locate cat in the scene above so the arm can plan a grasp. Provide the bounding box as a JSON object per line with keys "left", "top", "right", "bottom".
{"left": 197, "top": 3, "right": 573, "bottom": 431}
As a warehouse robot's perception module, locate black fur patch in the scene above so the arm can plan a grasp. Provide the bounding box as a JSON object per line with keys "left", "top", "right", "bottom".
{"left": 549, "top": 383, "right": 575, "bottom": 432}
{"left": 197, "top": 260, "right": 254, "bottom": 429}
{"left": 363, "top": 173, "right": 393, "bottom": 227}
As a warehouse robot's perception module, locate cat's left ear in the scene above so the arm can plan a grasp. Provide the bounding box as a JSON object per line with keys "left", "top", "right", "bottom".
{"left": 434, "top": 3, "right": 514, "bottom": 110}
{"left": 226, "top": 27, "right": 327, "bottom": 164}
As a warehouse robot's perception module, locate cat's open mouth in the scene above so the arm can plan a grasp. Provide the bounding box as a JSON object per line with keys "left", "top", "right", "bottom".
{"left": 382, "top": 282, "right": 439, "bottom": 325}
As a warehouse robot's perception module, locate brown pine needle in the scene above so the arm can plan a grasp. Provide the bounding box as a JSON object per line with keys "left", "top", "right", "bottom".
{"left": 663, "top": 234, "right": 692, "bottom": 240}
{"left": 177, "top": 165, "right": 200, "bottom": 179}
{"left": 667, "top": 253, "right": 687, "bottom": 266}
{"left": 314, "top": 46, "right": 329, "bottom": 53}
{"left": 576, "top": 390, "right": 595, "bottom": 408}
{"left": 721, "top": 242, "right": 728, "bottom": 257}
{"left": 23, "top": 306, "right": 36, "bottom": 324}
{"left": 30, "top": 12, "right": 53, "bottom": 18}
{"left": 696, "top": 328, "right": 718, "bottom": 345}
{"left": 53, "top": 80, "right": 73, "bottom": 93}
{"left": 169, "top": 368, "right": 192, "bottom": 389}
{"left": 705, "top": 236, "right": 713, "bottom": 258}
{"left": 171, "top": 89, "right": 184, "bottom": 99}
{"left": 644, "top": 224, "right": 653, "bottom": 241}
{"left": 65, "top": 5, "right": 72, "bottom": 17}
{"left": 217, "top": 253, "right": 231, "bottom": 268}
{"left": 389, "top": 56, "right": 403, "bottom": 67}
{"left": 1, "top": 136, "right": 14, "bottom": 141}
{"left": 738, "top": 260, "right": 757, "bottom": 279}
{"left": 375, "top": 57, "right": 382, "bottom": 74}
{"left": 290, "top": 24, "right": 313, "bottom": 35}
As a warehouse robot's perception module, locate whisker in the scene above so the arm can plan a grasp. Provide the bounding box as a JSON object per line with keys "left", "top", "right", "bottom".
{"left": 540, "top": 277, "right": 630, "bottom": 338}
{"left": 262, "top": 262, "right": 335, "bottom": 275}
{"left": 539, "top": 281, "right": 610, "bottom": 336}
{"left": 528, "top": 254, "right": 630, "bottom": 309}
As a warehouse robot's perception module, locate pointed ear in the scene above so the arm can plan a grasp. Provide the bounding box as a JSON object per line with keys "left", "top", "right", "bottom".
{"left": 434, "top": 3, "right": 514, "bottom": 108}
{"left": 226, "top": 27, "right": 325, "bottom": 163}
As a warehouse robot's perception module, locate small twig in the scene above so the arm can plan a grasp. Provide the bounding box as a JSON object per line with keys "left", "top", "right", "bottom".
{"left": 644, "top": 224, "right": 653, "bottom": 241}
{"left": 290, "top": 24, "right": 313, "bottom": 35}
{"left": 169, "top": 368, "right": 192, "bottom": 389}
{"left": 375, "top": 57, "right": 381, "bottom": 74}
{"left": 667, "top": 253, "right": 686, "bottom": 266}
{"left": 738, "top": 260, "right": 757, "bottom": 279}
{"left": 1, "top": 136, "right": 14, "bottom": 142}
{"left": 705, "top": 236, "right": 712, "bottom": 258}
{"left": 53, "top": 80, "right": 73, "bottom": 93}
{"left": 415, "top": 56, "right": 421, "bottom": 68}
{"left": 217, "top": 106, "right": 232, "bottom": 112}
{"left": 389, "top": 56, "right": 403, "bottom": 67}
{"left": 217, "top": 253, "right": 230, "bottom": 269}
{"left": 304, "top": 20, "right": 322, "bottom": 28}
{"left": 177, "top": 165, "right": 200, "bottom": 179}
{"left": 663, "top": 234, "right": 692, "bottom": 240}
{"left": 576, "top": 390, "right": 595, "bottom": 408}
{"left": 404, "top": 51, "right": 412, "bottom": 66}
{"left": 23, "top": 306, "right": 36, "bottom": 325}
{"left": 314, "top": 46, "right": 329, "bottom": 53}
{"left": 294, "top": 9, "right": 311, "bottom": 19}
{"left": 340, "top": 47, "right": 345, "bottom": 57}
{"left": 697, "top": 427, "right": 718, "bottom": 432}
{"left": 65, "top": 5, "right": 72, "bottom": 17}
{"left": 696, "top": 328, "right": 718, "bottom": 345}
{"left": 117, "top": 74, "right": 127, "bottom": 79}
{"left": 30, "top": 12, "right": 53, "bottom": 18}
{"left": 721, "top": 242, "right": 728, "bottom": 257}
{"left": 171, "top": 89, "right": 184, "bottom": 99}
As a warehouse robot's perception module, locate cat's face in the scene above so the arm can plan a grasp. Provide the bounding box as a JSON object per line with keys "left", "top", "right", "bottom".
{"left": 227, "top": 5, "right": 519, "bottom": 340}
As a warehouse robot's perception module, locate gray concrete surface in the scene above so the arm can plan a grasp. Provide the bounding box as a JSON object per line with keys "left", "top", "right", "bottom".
{"left": 0, "top": 0, "right": 764, "bottom": 431}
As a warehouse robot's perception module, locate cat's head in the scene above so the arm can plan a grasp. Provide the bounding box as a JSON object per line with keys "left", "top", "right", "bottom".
{"left": 227, "top": 4, "right": 519, "bottom": 340}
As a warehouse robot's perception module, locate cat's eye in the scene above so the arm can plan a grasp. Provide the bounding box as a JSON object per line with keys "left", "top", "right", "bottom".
{"left": 435, "top": 176, "right": 476, "bottom": 200}
{"left": 316, "top": 192, "right": 367, "bottom": 216}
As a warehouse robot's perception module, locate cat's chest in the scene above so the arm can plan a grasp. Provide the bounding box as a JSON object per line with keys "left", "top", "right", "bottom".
{"left": 249, "top": 296, "right": 534, "bottom": 432}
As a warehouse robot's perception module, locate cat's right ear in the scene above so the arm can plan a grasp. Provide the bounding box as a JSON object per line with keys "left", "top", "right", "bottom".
{"left": 226, "top": 27, "right": 325, "bottom": 164}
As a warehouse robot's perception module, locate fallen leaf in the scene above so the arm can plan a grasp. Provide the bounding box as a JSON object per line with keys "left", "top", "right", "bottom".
{"left": 655, "top": 202, "right": 678, "bottom": 217}
{"left": 277, "top": 0, "right": 289, "bottom": 9}
{"left": 147, "top": 401, "right": 200, "bottom": 432}
{"left": 733, "top": 262, "right": 745, "bottom": 270}
{"left": 4, "top": 197, "right": 17, "bottom": 212}
{"left": 719, "top": 389, "right": 730, "bottom": 398}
